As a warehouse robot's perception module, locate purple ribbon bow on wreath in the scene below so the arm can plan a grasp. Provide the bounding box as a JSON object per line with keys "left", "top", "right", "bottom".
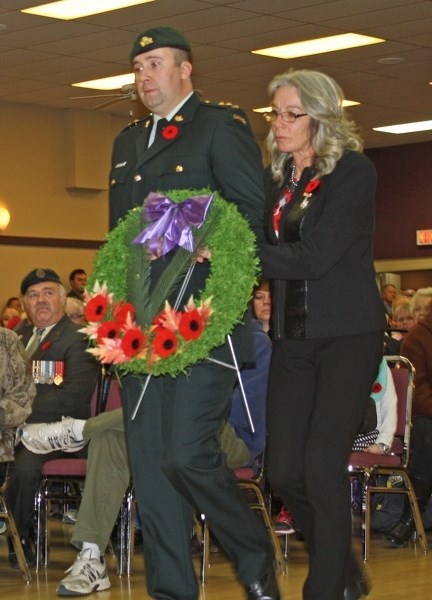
{"left": 132, "top": 192, "right": 213, "bottom": 256}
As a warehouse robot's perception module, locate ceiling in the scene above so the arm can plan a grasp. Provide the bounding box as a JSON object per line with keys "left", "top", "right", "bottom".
{"left": 0, "top": 0, "right": 432, "bottom": 148}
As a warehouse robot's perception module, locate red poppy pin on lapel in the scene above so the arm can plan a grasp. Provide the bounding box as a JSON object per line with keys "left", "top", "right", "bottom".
{"left": 162, "top": 124, "right": 179, "bottom": 140}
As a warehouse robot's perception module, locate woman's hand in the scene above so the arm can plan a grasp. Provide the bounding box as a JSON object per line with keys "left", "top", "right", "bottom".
{"left": 194, "top": 246, "right": 212, "bottom": 263}
{"left": 364, "top": 443, "right": 385, "bottom": 455}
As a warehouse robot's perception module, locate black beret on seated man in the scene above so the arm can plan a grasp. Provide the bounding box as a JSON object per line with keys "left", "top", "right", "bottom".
{"left": 6, "top": 268, "right": 99, "bottom": 569}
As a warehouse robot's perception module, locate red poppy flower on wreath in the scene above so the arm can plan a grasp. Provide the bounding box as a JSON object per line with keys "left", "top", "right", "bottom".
{"left": 113, "top": 302, "right": 135, "bottom": 326}
{"left": 162, "top": 124, "right": 179, "bottom": 140}
{"left": 179, "top": 309, "right": 204, "bottom": 340}
{"left": 97, "top": 321, "right": 121, "bottom": 344}
{"left": 121, "top": 328, "right": 146, "bottom": 357}
{"left": 153, "top": 327, "right": 179, "bottom": 358}
{"left": 372, "top": 382, "right": 382, "bottom": 394}
{"left": 85, "top": 294, "right": 109, "bottom": 322}
{"left": 305, "top": 179, "right": 320, "bottom": 194}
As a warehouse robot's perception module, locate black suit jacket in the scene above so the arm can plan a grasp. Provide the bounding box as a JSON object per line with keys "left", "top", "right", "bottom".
{"left": 260, "top": 150, "right": 386, "bottom": 340}
{"left": 108, "top": 92, "right": 266, "bottom": 363}
{"left": 16, "top": 315, "right": 99, "bottom": 423}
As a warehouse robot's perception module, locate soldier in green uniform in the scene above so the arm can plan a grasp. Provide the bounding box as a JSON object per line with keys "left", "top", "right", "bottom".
{"left": 110, "top": 27, "right": 279, "bottom": 600}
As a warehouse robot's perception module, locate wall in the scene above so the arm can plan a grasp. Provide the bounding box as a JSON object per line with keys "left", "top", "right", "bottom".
{"left": 367, "top": 141, "right": 432, "bottom": 261}
{"left": 1, "top": 100, "right": 431, "bottom": 304}
{"left": 0, "top": 101, "right": 129, "bottom": 304}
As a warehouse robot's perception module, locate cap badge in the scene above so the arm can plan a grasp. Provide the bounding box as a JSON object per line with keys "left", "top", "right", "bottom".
{"left": 35, "top": 268, "right": 46, "bottom": 279}
{"left": 139, "top": 36, "right": 154, "bottom": 48}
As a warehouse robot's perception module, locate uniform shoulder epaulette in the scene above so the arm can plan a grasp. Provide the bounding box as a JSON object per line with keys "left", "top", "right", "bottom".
{"left": 120, "top": 116, "right": 151, "bottom": 133}
{"left": 201, "top": 100, "right": 248, "bottom": 126}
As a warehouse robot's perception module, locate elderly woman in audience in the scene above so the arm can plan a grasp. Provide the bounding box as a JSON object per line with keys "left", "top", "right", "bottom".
{"left": 411, "top": 287, "right": 432, "bottom": 323}
{"left": 1, "top": 306, "right": 22, "bottom": 330}
{"left": 65, "top": 297, "right": 86, "bottom": 326}
{"left": 0, "top": 327, "right": 35, "bottom": 475}
{"left": 384, "top": 299, "right": 432, "bottom": 546}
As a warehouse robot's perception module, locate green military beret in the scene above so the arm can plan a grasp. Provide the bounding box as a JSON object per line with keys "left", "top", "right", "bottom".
{"left": 130, "top": 26, "right": 191, "bottom": 62}
{"left": 21, "top": 268, "right": 62, "bottom": 295}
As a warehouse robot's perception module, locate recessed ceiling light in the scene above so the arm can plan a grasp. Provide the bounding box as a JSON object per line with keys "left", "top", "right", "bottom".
{"left": 252, "top": 33, "right": 385, "bottom": 60}
{"left": 373, "top": 120, "right": 432, "bottom": 134}
{"left": 377, "top": 57, "right": 406, "bottom": 65}
{"left": 253, "top": 99, "right": 360, "bottom": 113}
{"left": 72, "top": 73, "right": 135, "bottom": 90}
{"left": 22, "top": 0, "right": 155, "bottom": 20}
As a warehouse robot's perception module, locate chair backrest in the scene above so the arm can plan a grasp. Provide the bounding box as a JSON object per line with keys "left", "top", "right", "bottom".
{"left": 384, "top": 355, "right": 415, "bottom": 466}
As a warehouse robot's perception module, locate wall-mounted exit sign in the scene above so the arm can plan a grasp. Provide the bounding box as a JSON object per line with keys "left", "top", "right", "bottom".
{"left": 416, "top": 230, "right": 432, "bottom": 246}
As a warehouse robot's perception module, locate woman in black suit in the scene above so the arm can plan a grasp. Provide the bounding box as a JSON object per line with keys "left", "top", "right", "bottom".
{"left": 259, "top": 69, "right": 386, "bottom": 600}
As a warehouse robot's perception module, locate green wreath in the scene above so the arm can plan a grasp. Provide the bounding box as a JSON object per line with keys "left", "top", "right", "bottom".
{"left": 86, "top": 188, "right": 259, "bottom": 377}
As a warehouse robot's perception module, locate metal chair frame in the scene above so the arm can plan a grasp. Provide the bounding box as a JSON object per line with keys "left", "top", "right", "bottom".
{"left": 0, "top": 483, "right": 31, "bottom": 583}
{"left": 349, "top": 355, "right": 428, "bottom": 560}
{"left": 196, "top": 458, "right": 286, "bottom": 584}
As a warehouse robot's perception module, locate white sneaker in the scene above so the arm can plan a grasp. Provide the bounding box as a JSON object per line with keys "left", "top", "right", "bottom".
{"left": 19, "top": 417, "right": 86, "bottom": 454}
{"left": 57, "top": 549, "right": 111, "bottom": 596}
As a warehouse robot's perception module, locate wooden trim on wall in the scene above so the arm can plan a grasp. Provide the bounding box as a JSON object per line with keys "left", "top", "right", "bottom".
{"left": 0, "top": 235, "right": 103, "bottom": 249}
{"left": 375, "top": 257, "right": 432, "bottom": 272}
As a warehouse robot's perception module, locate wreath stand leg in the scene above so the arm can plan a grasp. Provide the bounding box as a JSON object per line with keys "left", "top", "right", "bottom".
{"left": 207, "top": 335, "right": 255, "bottom": 434}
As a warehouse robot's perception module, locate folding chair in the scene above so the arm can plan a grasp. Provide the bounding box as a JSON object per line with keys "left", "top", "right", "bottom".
{"left": 196, "top": 456, "right": 286, "bottom": 584}
{"left": 0, "top": 484, "right": 31, "bottom": 583}
{"left": 348, "top": 355, "right": 428, "bottom": 560}
{"left": 34, "top": 373, "right": 123, "bottom": 569}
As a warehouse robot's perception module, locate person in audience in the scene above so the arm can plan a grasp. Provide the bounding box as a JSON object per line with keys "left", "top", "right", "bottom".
{"left": 0, "top": 327, "right": 35, "bottom": 535}
{"left": 1, "top": 305, "right": 21, "bottom": 329}
{"left": 67, "top": 269, "right": 87, "bottom": 301}
{"left": 5, "top": 268, "right": 99, "bottom": 569}
{"left": 411, "top": 287, "right": 432, "bottom": 323}
{"left": 251, "top": 279, "right": 271, "bottom": 334}
{"left": 65, "top": 296, "right": 86, "bottom": 326}
{"left": 20, "top": 318, "right": 271, "bottom": 596}
{"left": 5, "top": 296, "right": 22, "bottom": 312}
{"left": 381, "top": 284, "right": 397, "bottom": 316}
{"left": 384, "top": 299, "right": 432, "bottom": 547}
{"left": 259, "top": 68, "right": 386, "bottom": 600}
{"left": 0, "top": 327, "right": 35, "bottom": 480}
{"left": 352, "top": 358, "right": 397, "bottom": 454}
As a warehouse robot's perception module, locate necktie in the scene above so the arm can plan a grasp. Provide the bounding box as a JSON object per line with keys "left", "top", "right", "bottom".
{"left": 148, "top": 118, "right": 168, "bottom": 148}
{"left": 25, "top": 327, "right": 45, "bottom": 360}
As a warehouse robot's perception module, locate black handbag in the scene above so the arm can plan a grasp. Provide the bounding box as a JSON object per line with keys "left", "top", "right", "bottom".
{"left": 358, "top": 397, "right": 377, "bottom": 434}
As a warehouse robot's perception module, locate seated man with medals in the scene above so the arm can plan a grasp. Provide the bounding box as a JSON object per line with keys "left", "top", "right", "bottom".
{"left": 6, "top": 268, "right": 99, "bottom": 569}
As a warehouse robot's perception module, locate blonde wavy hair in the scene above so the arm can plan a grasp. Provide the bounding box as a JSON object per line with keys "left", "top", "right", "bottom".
{"left": 266, "top": 69, "right": 363, "bottom": 184}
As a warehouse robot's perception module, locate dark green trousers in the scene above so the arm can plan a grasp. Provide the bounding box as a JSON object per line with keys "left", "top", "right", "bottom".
{"left": 122, "top": 360, "right": 273, "bottom": 600}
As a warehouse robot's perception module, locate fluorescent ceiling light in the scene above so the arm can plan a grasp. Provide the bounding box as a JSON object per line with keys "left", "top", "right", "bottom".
{"left": 253, "top": 99, "right": 360, "bottom": 113}
{"left": 22, "top": 0, "right": 155, "bottom": 20}
{"left": 252, "top": 33, "right": 385, "bottom": 59}
{"left": 373, "top": 120, "right": 432, "bottom": 134}
{"left": 72, "top": 73, "right": 134, "bottom": 90}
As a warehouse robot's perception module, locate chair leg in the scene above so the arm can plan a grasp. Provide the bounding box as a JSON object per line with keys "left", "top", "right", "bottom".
{"left": 0, "top": 493, "right": 31, "bottom": 583}
{"left": 402, "top": 473, "right": 428, "bottom": 554}
{"left": 238, "top": 481, "right": 286, "bottom": 575}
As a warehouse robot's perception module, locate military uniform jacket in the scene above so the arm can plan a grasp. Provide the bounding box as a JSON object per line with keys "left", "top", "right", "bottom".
{"left": 16, "top": 315, "right": 99, "bottom": 423}
{"left": 108, "top": 92, "right": 266, "bottom": 363}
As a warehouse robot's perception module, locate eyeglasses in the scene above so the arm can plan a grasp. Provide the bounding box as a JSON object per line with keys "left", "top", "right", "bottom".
{"left": 68, "top": 313, "right": 84, "bottom": 320}
{"left": 262, "top": 110, "right": 308, "bottom": 123}
{"left": 413, "top": 306, "right": 430, "bottom": 314}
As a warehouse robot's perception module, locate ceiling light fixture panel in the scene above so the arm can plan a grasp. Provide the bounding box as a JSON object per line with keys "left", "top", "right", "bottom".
{"left": 22, "top": 0, "right": 155, "bottom": 20}
{"left": 252, "top": 33, "right": 385, "bottom": 59}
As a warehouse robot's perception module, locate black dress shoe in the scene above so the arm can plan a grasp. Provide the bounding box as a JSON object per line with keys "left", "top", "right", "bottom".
{"left": 8, "top": 537, "right": 35, "bottom": 569}
{"left": 245, "top": 567, "right": 280, "bottom": 600}
{"left": 344, "top": 574, "right": 371, "bottom": 600}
